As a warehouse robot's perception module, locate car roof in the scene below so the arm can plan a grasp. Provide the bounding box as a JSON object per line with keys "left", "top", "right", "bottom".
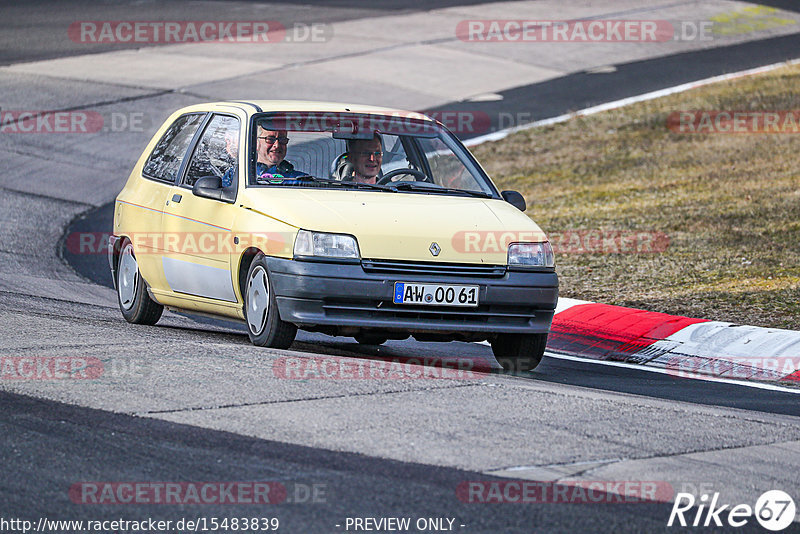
{"left": 200, "top": 100, "right": 436, "bottom": 120}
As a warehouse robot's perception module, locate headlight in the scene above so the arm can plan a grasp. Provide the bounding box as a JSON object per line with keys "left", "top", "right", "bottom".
{"left": 507, "top": 242, "right": 555, "bottom": 268}
{"left": 294, "top": 230, "right": 360, "bottom": 260}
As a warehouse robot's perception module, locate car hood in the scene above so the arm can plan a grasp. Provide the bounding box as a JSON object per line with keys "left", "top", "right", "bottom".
{"left": 240, "top": 188, "right": 547, "bottom": 264}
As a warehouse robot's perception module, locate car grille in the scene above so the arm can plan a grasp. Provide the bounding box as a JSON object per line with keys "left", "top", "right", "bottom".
{"left": 322, "top": 300, "right": 536, "bottom": 327}
{"left": 361, "top": 259, "right": 506, "bottom": 278}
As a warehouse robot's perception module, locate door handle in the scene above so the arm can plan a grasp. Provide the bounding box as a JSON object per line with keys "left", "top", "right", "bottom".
{"left": 172, "top": 194, "right": 182, "bottom": 203}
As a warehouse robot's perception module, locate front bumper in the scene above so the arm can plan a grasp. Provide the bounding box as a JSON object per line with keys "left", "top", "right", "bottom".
{"left": 266, "top": 257, "right": 558, "bottom": 335}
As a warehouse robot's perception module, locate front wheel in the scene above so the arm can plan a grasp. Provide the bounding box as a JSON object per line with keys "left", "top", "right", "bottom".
{"left": 244, "top": 254, "right": 297, "bottom": 349}
{"left": 491, "top": 333, "right": 547, "bottom": 372}
{"left": 116, "top": 239, "right": 163, "bottom": 325}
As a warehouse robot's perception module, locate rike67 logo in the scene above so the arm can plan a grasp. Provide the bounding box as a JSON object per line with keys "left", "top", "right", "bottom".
{"left": 668, "top": 490, "right": 796, "bottom": 531}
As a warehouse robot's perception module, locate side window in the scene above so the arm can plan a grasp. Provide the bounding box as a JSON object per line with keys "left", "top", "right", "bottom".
{"left": 184, "top": 115, "right": 241, "bottom": 188}
{"left": 418, "top": 136, "right": 482, "bottom": 191}
{"left": 142, "top": 114, "right": 205, "bottom": 183}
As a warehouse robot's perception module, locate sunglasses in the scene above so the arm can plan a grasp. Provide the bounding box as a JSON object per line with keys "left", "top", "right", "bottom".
{"left": 259, "top": 136, "right": 290, "bottom": 145}
{"left": 356, "top": 151, "right": 383, "bottom": 158}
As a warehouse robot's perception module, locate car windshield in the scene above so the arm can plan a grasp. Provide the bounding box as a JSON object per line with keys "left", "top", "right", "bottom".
{"left": 248, "top": 111, "right": 497, "bottom": 197}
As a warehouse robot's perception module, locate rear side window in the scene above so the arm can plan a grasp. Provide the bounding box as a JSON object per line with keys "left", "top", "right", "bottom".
{"left": 183, "top": 114, "right": 241, "bottom": 188}
{"left": 142, "top": 113, "right": 205, "bottom": 183}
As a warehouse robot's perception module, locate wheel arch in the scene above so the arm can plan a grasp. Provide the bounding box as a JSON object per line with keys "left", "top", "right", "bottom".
{"left": 109, "top": 234, "right": 130, "bottom": 290}
{"left": 237, "top": 247, "right": 262, "bottom": 302}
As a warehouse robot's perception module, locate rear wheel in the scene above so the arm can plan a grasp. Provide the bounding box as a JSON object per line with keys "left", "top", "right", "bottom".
{"left": 245, "top": 254, "right": 297, "bottom": 348}
{"left": 491, "top": 333, "right": 547, "bottom": 372}
{"left": 117, "top": 239, "right": 163, "bottom": 325}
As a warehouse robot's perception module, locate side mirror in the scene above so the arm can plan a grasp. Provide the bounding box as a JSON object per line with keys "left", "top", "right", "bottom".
{"left": 192, "top": 176, "right": 235, "bottom": 203}
{"left": 501, "top": 190, "right": 526, "bottom": 212}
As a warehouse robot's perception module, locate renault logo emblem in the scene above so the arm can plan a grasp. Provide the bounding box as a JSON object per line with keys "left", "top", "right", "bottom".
{"left": 429, "top": 242, "right": 441, "bottom": 256}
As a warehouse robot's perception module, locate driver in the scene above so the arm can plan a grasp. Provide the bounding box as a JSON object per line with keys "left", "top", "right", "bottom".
{"left": 342, "top": 133, "right": 383, "bottom": 184}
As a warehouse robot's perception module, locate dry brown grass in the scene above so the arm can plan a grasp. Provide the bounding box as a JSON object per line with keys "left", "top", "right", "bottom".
{"left": 474, "top": 63, "right": 800, "bottom": 329}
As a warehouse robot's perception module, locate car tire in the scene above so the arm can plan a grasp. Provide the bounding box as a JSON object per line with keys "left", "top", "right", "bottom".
{"left": 244, "top": 254, "right": 297, "bottom": 349}
{"left": 491, "top": 333, "right": 547, "bottom": 372}
{"left": 116, "top": 239, "right": 163, "bottom": 325}
{"left": 354, "top": 333, "right": 388, "bottom": 345}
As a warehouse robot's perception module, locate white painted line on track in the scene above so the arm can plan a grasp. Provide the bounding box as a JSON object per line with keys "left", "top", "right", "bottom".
{"left": 464, "top": 57, "right": 800, "bottom": 147}
{"left": 544, "top": 351, "right": 800, "bottom": 395}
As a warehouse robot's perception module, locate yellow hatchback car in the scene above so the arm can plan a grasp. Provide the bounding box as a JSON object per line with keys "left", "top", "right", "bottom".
{"left": 109, "top": 102, "right": 558, "bottom": 370}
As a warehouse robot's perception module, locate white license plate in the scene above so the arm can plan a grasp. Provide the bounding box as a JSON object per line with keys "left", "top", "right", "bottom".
{"left": 393, "top": 283, "right": 479, "bottom": 307}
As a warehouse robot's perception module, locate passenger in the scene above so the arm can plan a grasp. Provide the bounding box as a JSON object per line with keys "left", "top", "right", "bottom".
{"left": 338, "top": 133, "right": 383, "bottom": 184}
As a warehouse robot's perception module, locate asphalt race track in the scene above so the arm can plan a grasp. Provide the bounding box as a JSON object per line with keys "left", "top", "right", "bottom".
{"left": 64, "top": 201, "right": 800, "bottom": 418}
{"left": 2, "top": 1, "right": 800, "bottom": 533}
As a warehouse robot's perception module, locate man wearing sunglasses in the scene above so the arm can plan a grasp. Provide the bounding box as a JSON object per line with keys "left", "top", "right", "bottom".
{"left": 255, "top": 125, "right": 306, "bottom": 182}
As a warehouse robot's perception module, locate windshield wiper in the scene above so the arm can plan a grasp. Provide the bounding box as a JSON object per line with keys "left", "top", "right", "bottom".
{"left": 295, "top": 176, "right": 394, "bottom": 192}
{"left": 388, "top": 181, "right": 492, "bottom": 198}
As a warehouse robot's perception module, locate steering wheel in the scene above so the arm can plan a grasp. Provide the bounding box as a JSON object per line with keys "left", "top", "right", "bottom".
{"left": 377, "top": 168, "right": 428, "bottom": 185}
